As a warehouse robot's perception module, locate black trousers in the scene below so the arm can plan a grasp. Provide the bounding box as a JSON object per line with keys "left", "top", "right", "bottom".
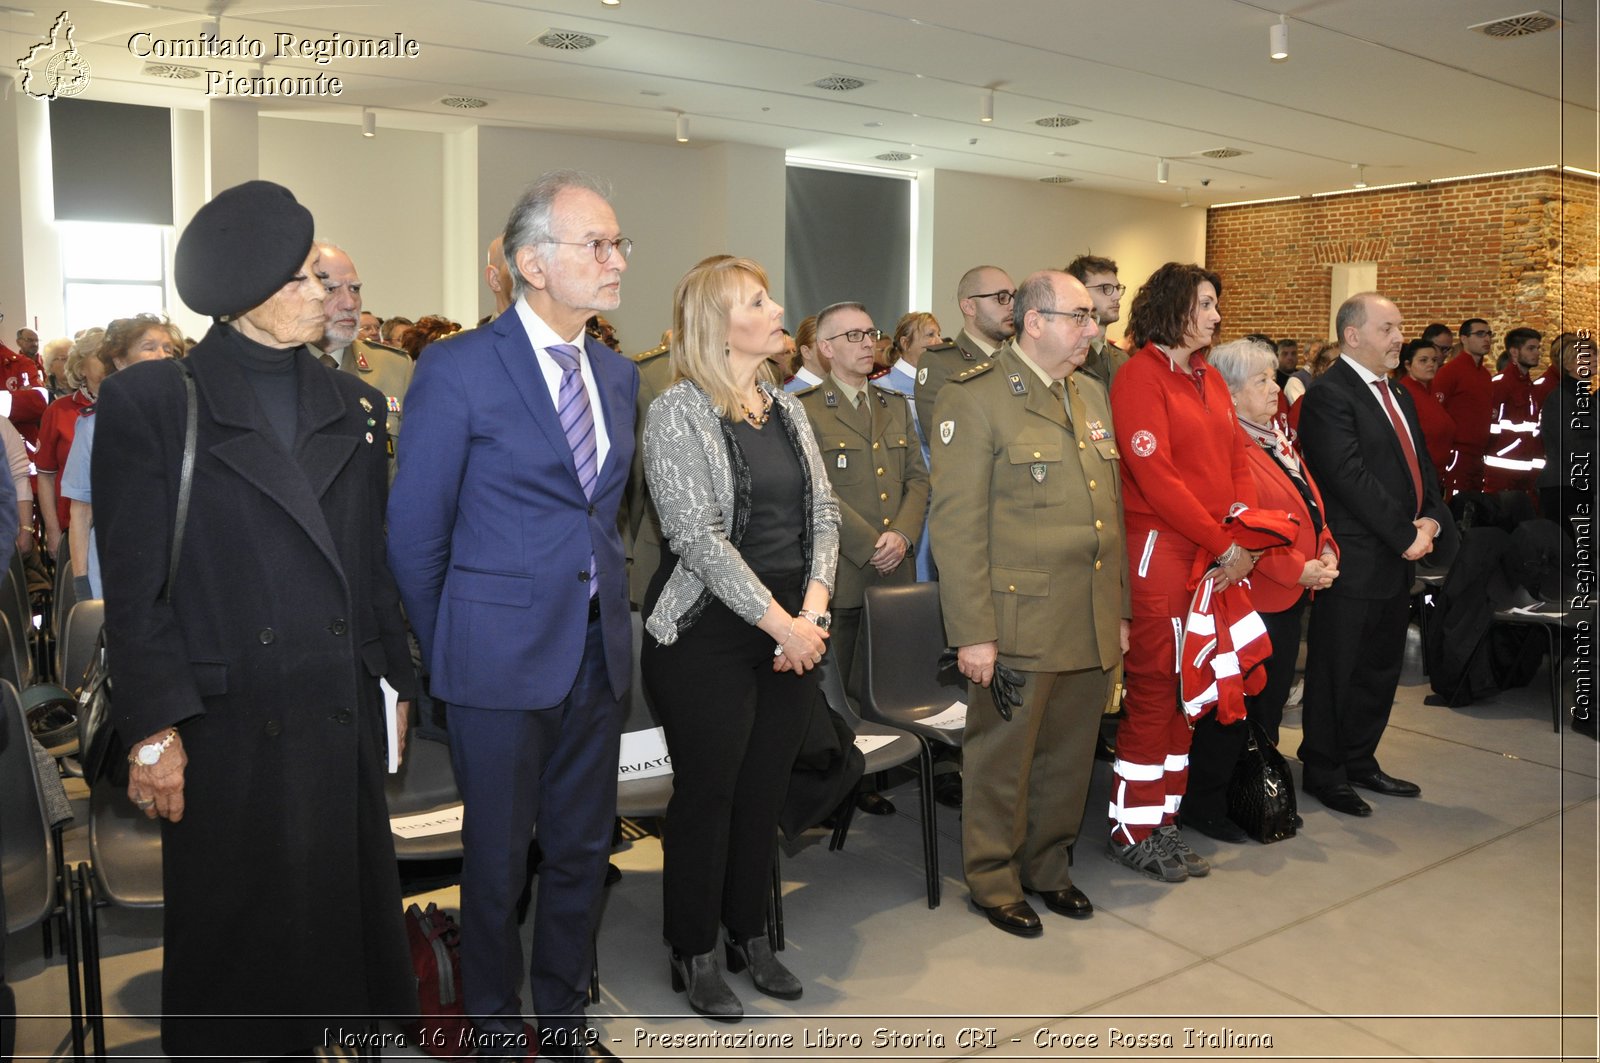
{"left": 1298, "top": 587, "right": 1410, "bottom": 792}
{"left": 641, "top": 574, "right": 816, "bottom": 954}
{"left": 1186, "top": 597, "right": 1305, "bottom": 821}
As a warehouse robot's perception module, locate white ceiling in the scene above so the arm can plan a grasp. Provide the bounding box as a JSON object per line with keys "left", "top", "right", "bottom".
{"left": 9, "top": 0, "right": 1596, "bottom": 206}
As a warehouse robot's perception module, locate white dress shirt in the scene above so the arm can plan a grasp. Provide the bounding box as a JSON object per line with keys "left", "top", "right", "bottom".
{"left": 515, "top": 299, "right": 611, "bottom": 472}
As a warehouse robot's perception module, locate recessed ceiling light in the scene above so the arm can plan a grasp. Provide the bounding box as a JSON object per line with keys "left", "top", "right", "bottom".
{"left": 639, "top": 89, "right": 664, "bottom": 97}
{"left": 1199, "top": 147, "right": 1248, "bottom": 159}
{"left": 864, "top": 121, "right": 883, "bottom": 128}
{"left": 440, "top": 96, "right": 489, "bottom": 109}
{"left": 1470, "top": 11, "right": 1561, "bottom": 37}
{"left": 875, "top": 151, "right": 917, "bottom": 162}
{"left": 810, "top": 74, "right": 868, "bottom": 92}
{"left": 142, "top": 62, "right": 202, "bottom": 80}
{"left": 1048, "top": 150, "right": 1068, "bottom": 157}
{"left": 1034, "top": 114, "right": 1083, "bottom": 128}
{"left": 532, "top": 28, "right": 605, "bottom": 50}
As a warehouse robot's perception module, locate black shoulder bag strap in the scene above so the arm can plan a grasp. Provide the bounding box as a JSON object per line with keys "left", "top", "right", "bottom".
{"left": 163, "top": 358, "right": 198, "bottom": 602}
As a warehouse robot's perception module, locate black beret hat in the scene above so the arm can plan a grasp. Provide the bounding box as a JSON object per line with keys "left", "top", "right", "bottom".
{"left": 174, "top": 180, "right": 315, "bottom": 320}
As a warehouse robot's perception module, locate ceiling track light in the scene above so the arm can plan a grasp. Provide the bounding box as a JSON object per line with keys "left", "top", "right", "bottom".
{"left": 1157, "top": 158, "right": 1169, "bottom": 184}
{"left": 1269, "top": 14, "right": 1288, "bottom": 61}
{"left": 675, "top": 113, "right": 688, "bottom": 143}
{"left": 980, "top": 88, "right": 994, "bottom": 124}
{"left": 601, "top": 0, "right": 621, "bottom": 5}
{"left": 1353, "top": 164, "right": 1367, "bottom": 188}
{"left": 361, "top": 108, "right": 375, "bottom": 138}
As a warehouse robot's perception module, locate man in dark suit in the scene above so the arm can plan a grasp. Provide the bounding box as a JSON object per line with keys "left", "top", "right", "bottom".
{"left": 387, "top": 170, "right": 637, "bottom": 1061}
{"left": 1297, "top": 292, "right": 1457, "bottom": 816}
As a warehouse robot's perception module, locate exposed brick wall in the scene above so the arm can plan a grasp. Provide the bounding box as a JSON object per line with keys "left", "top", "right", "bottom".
{"left": 1205, "top": 171, "right": 1598, "bottom": 361}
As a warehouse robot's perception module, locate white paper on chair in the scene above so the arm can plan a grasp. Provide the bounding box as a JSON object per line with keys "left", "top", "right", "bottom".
{"left": 618, "top": 726, "right": 672, "bottom": 780}
{"left": 390, "top": 805, "right": 464, "bottom": 838}
{"left": 381, "top": 678, "right": 400, "bottom": 774}
{"left": 853, "top": 734, "right": 899, "bottom": 756}
{"left": 922, "top": 700, "right": 968, "bottom": 730}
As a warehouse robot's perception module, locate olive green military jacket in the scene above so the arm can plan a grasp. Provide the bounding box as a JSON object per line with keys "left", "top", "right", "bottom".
{"left": 1079, "top": 335, "right": 1130, "bottom": 391}
{"left": 912, "top": 329, "right": 988, "bottom": 446}
{"left": 798, "top": 372, "right": 929, "bottom": 609}
{"left": 330, "top": 338, "right": 413, "bottom": 480}
{"left": 625, "top": 343, "right": 674, "bottom": 606}
{"left": 929, "top": 342, "right": 1129, "bottom": 673}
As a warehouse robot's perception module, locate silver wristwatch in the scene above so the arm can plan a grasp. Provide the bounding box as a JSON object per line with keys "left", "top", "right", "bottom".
{"left": 131, "top": 728, "right": 178, "bottom": 766}
{"left": 800, "top": 609, "right": 832, "bottom": 632}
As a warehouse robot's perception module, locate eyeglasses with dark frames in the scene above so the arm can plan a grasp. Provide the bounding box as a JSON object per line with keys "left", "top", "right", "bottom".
{"left": 539, "top": 237, "right": 634, "bottom": 263}
{"left": 1086, "top": 282, "right": 1127, "bottom": 297}
{"left": 1034, "top": 308, "right": 1096, "bottom": 327}
{"left": 825, "top": 328, "right": 884, "bottom": 344}
{"left": 970, "top": 289, "right": 1016, "bottom": 306}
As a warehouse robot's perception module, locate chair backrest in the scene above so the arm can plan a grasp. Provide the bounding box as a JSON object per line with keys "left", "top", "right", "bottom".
{"left": 861, "top": 583, "right": 965, "bottom": 718}
{"left": 60, "top": 598, "right": 103, "bottom": 696}
{"left": 51, "top": 537, "right": 74, "bottom": 642}
{"left": 0, "top": 678, "right": 55, "bottom": 934}
{"left": 0, "top": 613, "right": 21, "bottom": 692}
{"left": 0, "top": 557, "right": 31, "bottom": 687}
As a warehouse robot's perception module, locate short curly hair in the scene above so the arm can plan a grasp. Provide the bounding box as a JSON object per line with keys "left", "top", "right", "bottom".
{"left": 1126, "top": 262, "right": 1222, "bottom": 350}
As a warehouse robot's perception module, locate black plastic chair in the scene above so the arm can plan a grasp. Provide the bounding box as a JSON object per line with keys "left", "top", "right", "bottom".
{"left": 1491, "top": 586, "right": 1580, "bottom": 732}
{"left": 58, "top": 599, "right": 103, "bottom": 698}
{"left": 51, "top": 537, "right": 75, "bottom": 646}
{"left": 1, "top": 551, "right": 34, "bottom": 688}
{"left": 858, "top": 583, "right": 968, "bottom": 909}
{"left": 1, "top": 679, "right": 85, "bottom": 1060}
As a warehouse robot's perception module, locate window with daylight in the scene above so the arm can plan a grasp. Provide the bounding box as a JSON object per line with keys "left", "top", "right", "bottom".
{"left": 59, "top": 222, "right": 170, "bottom": 337}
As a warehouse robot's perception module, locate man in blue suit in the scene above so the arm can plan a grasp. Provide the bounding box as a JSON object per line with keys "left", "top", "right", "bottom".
{"left": 388, "top": 170, "right": 637, "bottom": 1061}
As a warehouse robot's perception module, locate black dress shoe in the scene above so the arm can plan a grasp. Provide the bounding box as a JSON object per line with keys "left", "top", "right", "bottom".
{"left": 1183, "top": 811, "right": 1248, "bottom": 843}
{"left": 604, "top": 862, "right": 623, "bottom": 886}
{"left": 856, "top": 790, "right": 897, "bottom": 816}
{"left": 973, "top": 899, "right": 1043, "bottom": 937}
{"left": 1308, "top": 784, "right": 1372, "bottom": 817}
{"left": 1026, "top": 885, "right": 1093, "bottom": 918}
{"left": 1349, "top": 770, "right": 1421, "bottom": 798}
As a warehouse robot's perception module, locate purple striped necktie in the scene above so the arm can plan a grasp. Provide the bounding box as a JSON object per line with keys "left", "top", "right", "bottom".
{"left": 548, "top": 343, "right": 598, "bottom": 596}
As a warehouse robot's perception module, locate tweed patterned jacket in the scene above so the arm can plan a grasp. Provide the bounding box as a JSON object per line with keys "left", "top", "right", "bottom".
{"left": 642, "top": 377, "right": 840, "bottom": 644}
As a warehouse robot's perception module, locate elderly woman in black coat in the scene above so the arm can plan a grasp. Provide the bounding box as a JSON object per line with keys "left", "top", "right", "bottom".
{"left": 93, "top": 181, "right": 418, "bottom": 1058}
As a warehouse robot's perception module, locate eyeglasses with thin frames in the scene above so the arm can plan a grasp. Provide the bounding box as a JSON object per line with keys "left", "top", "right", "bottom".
{"left": 970, "top": 289, "right": 1016, "bottom": 306}
{"left": 539, "top": 237, "right": 634, "bottom": 263}
{"left": 825, "top": 328, "right": 884, "bottom": 344}
{"left": 1034, "top": 308, "right": 1097, "bottom": 327}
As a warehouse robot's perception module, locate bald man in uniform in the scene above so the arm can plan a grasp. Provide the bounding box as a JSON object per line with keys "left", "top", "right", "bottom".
{"left": 313, "top": 243, "right": 413, "bottom": 480}
{"left": 930, "top": 270, "right": 1128, "bottom": 937}
{"left": 912, "top": 265, "right": 1016, "bottom": 444}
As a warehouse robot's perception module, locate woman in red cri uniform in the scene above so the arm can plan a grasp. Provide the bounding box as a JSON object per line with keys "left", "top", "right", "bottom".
{"left": 1397, "top": 339, "right": 1455, "bottom": 486}
{"left": 1108, "top": 263, "right": 1257, "bottom": 882}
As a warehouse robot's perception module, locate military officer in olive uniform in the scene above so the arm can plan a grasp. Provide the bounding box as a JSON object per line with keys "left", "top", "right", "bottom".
{"left": 799, "top": 302, "right": 929, "bottom": 696}
{"left": 626, "top": 337, "right": 674, "bottom": 606}
{"left": 912, "top": 264, "right": 1016, "bottom": 444}
{"left": 313, "top": 243, "right": 413, "bottom": 480}
{"left": 930, "top": 270, "right": 1129, "bottom": 938}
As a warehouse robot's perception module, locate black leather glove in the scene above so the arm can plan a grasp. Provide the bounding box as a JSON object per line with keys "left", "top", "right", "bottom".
{"left": 938, "top": 649, "right": 1024, "bottom": 722}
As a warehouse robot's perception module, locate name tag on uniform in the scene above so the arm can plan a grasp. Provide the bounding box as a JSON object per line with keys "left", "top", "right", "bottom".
{"left": 1088, "top": 419, "right": 1109, "bottom": 441}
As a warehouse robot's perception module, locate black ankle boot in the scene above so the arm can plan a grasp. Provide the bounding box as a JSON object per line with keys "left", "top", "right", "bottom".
{"left": 669, "top": 949, "right": 742, "bottom": 1021}
{"left": 724, "top": 935, "right": 802, "bottom": 1000}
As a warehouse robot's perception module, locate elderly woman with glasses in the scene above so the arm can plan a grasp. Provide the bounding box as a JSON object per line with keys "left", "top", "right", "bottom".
{"left": 1183, "top": 338, "right": 1340, "bottom": 842}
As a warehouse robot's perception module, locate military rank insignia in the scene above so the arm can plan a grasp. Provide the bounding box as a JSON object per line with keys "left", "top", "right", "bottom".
{"left": 1008, "top": 373, "right": 1026, "bottom": 395}
{"left": 825, "top": 391, "right": 838, "bottom": 407}
{"left": 1030, "top": 462, "right": 1047, "bottom": 483}
{"left": 877, "top": 392, "right": 888, "bottom": 407}
{"left": 359, "top": 397, "right": 373, "bottom": 413}
{"left": 356, "top": 353, "right": 371, "bottom": 370}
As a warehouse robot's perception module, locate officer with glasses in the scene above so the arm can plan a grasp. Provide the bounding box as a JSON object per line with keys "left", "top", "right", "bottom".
{"left": 1064, "top": 254, "right": 1130, "bottom": 389}
{"left": 912, "top": 265, "right": 1017, "bottom": 449}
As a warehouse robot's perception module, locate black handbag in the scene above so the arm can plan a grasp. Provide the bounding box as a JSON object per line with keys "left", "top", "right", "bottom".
{"left": 1225, "top": 718, "right": 1298, "bottom": 844}
{"left": 78, "top": 360, "right": 198, "bottom": 785}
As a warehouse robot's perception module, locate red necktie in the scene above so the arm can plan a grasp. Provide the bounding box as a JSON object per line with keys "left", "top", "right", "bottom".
{"left": 1373, "top": 380, "right": 1423, "bottom": 516}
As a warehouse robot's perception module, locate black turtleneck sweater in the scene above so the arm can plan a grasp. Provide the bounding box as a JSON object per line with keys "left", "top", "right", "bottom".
{"left": 217, "top": 323, "right": 299, "bottom": 451}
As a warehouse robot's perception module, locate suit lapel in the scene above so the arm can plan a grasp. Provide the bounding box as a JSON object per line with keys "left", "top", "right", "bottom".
{"left": 824, "top": 373, "right": 872, "bottom": 442}
{"left": 189, "top": 343, "right": 349, "bottom": 583}
{"left": 495, "top": 316, "right": 584, "bottom": 491}
{"left": 1000, "top": 347, "right": 1069, "bottom": 431}
{"left": 1331, "top": 360, "right": 1416, "bottom": 500}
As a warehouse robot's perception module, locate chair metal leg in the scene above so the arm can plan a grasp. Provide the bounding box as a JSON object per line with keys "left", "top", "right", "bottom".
{"left": 60, "top": 861, "right": 84, "bottom": 1062}
{"left": 915, "top": 737, "right": 940, "bottom": 909}
{"left": 75, "top": 864, "right": 104, "bottom": 1063}
{"left": 828, "top": 790, "right": 857, "bottom": 851}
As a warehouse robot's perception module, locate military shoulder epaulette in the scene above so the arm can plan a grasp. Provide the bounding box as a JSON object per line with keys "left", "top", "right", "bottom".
{"left": 924, "top": 341, "right": 957, "bottom": 354}
{"left": 633, "top": 343, "right": 669, "bottom": 363}
{"left": 365, "top": 340, "right": 408, "bottom": 356}
{"left": 951, "top": 362, "right": 994, "bottom": 383}
{"left": 872, "top": 380, "right": 908, "bottom": 398}
{"left": 791, "top": 382, "right": 822, "bottom": 397}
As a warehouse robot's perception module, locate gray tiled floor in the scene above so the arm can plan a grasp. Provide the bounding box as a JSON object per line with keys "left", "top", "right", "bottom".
{"left": 8, "top": 650, "right": 1598, "bottom": 1062}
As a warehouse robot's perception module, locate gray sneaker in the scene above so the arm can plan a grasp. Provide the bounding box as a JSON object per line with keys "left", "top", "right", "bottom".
{"left": 1156, "top": 824, "right": 1210, "bottom": 877}
{"left": 1105, "top": 833, "right": 1188, "bottom": 882}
